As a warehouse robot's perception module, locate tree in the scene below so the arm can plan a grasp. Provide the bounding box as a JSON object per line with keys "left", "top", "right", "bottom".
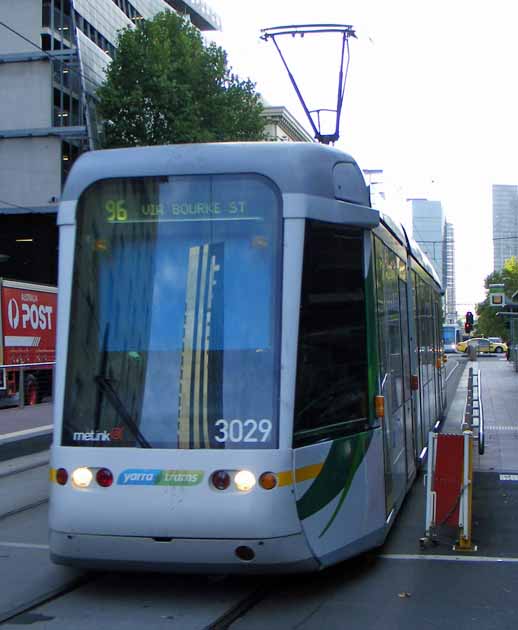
{"left": 97, "top": 11, "right": 266, "bottom": 148}
{"left": 475, "top": 257, "right": 518, "bottom": 339}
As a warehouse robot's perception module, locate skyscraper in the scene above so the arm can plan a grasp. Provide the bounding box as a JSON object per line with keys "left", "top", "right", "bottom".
{"left": 411, "top": 199, "right": 457, "bottom": 324}
{"left": 411, "top": 199, "right": 445, "bottom": 279}
{"left": 493, "top": 184, "right": 518, "bottom": 271}
{"left": 444, "top": 222, "right": 457, "bottom": 324}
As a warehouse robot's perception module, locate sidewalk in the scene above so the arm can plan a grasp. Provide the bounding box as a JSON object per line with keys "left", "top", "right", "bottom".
{"left": 385, "top": 354, "right": 518, "bottom": 557}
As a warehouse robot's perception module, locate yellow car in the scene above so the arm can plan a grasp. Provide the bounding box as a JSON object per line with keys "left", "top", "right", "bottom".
{"left": 456, "top": 337, "right": 508, "bottom": 354}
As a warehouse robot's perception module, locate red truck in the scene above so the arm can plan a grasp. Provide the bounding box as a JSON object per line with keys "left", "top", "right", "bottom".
{"left": 0, "top": 279, "right": 57, "bottom": 406}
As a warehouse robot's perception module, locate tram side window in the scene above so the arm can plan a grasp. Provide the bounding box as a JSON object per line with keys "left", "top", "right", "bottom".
{"left": 293, "top": 222, "right": 369, "bottom": 447}
{"left": 374, "top": 238, "right": 404, "bottom": 411}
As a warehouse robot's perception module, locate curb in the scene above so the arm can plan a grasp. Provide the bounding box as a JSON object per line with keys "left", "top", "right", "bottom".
{"left": 0, "top": 428, "right": 52, "bottom": 463}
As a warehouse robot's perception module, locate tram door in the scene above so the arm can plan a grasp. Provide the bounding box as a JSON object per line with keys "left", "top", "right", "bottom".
{"left": 376, "top": 244, "right": 408, "bottom": 515}
{"left": 398, "top": 278, "right": 416, "bottom": 482}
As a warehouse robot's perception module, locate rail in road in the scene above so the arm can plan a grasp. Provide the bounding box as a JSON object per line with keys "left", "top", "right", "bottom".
{"left": 3, "top": 356, "right": 518, "bottom": 629}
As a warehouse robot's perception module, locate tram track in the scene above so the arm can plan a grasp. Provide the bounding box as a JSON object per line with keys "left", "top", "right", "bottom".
{"left": 0, "top": 497, "right": 48, "bottom": 523}
{"left": 0, "top": 457, "right": 49, "bottom": 523}
{"left": 205, "top": 580, "right": 274, "bottom": 630}
{"left": 0, "top": 573, "right": 94, "bottom": 626}
{"left": 0, "top": 569, "right": 271, "bottom": 629}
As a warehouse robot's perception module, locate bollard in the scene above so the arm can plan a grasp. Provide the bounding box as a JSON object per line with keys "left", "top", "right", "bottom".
{"left": 468, "top": 343, "right": 477, "bottom": 361}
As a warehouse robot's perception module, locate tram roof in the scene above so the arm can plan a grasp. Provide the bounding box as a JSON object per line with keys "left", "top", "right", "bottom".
{"left": 62, "top": 142, "right": 371, "bottom": 206}
{"left": 61, "top": 142, "right": 441, "bottom": 288}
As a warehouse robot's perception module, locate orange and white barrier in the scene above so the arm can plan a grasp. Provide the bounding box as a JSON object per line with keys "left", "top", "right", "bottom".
{"left": 423, "top": 431, "right": 476, "bottom": 551}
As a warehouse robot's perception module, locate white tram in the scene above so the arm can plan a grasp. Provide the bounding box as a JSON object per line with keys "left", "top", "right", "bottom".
{"left": 49, "top": 143, "right": 446, "bottom": 572}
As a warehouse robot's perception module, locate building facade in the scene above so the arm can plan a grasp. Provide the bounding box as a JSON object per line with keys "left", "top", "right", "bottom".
{"left": 261, "top": 106, "right": 314, "bottom": 143}
{"left": 493, "top": 184, "right": 518, "bottom": 271}
{"left": 0, "top": 0, "right": 220, "bottom": 284}
{"left": 411, "top": 199, "right": 445, "bottom": 279}
{"left": 443, "top": 221, "right": 457, "bottom": 324}
{"left": 411, "top": 199, "right": 457, "bottom": 324}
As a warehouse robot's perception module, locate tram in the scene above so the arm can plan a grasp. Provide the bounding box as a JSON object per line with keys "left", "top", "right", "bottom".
{"left": 49, "top": 142, "right": 446, "bottom": 573}
{"left": 442, "top": 324, "right": 461, "bottom": 353}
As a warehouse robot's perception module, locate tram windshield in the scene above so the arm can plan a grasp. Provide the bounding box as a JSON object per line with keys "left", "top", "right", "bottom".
{"left": 62, "top": 174, "right": 281, "bottom": 449}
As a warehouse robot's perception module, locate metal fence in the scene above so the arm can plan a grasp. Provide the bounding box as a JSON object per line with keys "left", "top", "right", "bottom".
{"left": 0, "top": 363, "right": 55, "bottom": 409}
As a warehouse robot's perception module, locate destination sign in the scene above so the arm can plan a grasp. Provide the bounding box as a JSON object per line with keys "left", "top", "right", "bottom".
{"left": 104, "top": 199, "right": 260, "bottom": 223}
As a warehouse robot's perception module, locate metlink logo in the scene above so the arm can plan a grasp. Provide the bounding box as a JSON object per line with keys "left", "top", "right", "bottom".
{"left": 72, "top": 427, "right": 124, "bottom": 442}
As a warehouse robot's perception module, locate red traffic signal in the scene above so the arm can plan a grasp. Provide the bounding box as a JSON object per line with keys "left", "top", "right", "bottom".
{"left": 464, "top": 322, "right": 473, "bottom": 334}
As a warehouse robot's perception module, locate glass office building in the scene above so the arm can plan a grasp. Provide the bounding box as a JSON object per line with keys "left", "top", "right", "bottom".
{"left": 493, "top": 184, "right": 518, "bottom": 271}
{"left": 411, "top": 199, "right": 457, "bottom": 325}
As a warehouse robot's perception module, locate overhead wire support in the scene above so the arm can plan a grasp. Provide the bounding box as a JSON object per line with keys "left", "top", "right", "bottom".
{"left": 260, "top": 24, "right": 356, "bottom": 145}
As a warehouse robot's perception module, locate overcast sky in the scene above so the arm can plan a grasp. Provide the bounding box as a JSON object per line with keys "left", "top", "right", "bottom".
{"left": 207, "top": 0, "right": 518, "bottom": 313}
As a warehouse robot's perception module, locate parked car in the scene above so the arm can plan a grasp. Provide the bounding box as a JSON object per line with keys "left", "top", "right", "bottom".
{"left": 456, "top": 337, "right": 508, "bottom": 354}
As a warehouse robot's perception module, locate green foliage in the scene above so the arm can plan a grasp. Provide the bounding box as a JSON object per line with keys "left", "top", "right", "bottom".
{"left": 475, "top": 257, "right": 518, "bottom": 340}
{"left": 97, "top": 11, "right": 266, "bottom": 147}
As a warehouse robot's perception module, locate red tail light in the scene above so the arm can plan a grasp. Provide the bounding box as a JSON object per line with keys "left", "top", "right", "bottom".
{"left": 96, "top": 468, "right": 113, "bottom": 487}
{"left": 211, "top": 470, "right": 231, "bottom": 490}
{"left": 56, "top": 468, "right": 68, "bottom": 485}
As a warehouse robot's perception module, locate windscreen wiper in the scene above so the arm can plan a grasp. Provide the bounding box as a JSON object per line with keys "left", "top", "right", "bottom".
{"left": 95, "top": 375, "right": 152, "bottom": 448}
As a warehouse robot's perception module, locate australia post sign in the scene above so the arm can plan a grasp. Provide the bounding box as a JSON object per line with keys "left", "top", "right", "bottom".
{"left": 1, "top": 281, "right": 57, "bottom": 366}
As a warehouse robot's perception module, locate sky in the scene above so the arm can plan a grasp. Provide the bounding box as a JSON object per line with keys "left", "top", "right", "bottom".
{"left": 206, "top": 0, "right": 518, "bottom": 314}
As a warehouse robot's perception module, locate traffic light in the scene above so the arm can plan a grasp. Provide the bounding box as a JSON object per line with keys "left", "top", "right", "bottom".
{"left": 465, "top": 311, "right": 474, "bottom": 334}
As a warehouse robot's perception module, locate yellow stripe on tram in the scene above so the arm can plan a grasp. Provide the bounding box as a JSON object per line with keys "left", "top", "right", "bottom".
{"left": 277, "top": 462, "right": 324, "bottom": 487}
{"left": 295, "top": 463, "right": 324, "bottom": 483}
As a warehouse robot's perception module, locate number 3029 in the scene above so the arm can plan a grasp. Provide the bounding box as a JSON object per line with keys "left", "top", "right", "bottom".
{"left": 214, "top": 419, "right": 272, "bottom": 443}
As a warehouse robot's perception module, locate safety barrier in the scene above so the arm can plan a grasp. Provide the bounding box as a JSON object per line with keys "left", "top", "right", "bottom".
{"left": 422, "top": 431, "right": 477, "bottom": 551}
{"left": 0, "top": 362, "right": 55, "bottom": 409}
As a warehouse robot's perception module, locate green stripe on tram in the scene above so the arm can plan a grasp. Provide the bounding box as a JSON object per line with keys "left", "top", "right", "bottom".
{"left": 296, "top": 431, "right": 373, "bottom": 536}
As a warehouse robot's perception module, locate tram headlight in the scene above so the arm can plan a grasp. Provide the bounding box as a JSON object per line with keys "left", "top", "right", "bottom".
{"left": 71, "top": 467, "right": 93, "bottom": 488}
{"left": 234, "top": 470, "right": 256, "bottom": 492}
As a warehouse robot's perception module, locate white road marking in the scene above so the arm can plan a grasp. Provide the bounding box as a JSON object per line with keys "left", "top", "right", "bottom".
{"left": 445, "top": 359, "right": 460, "bottom": 383}
{"left": 379, "top": 553, "right": 518, "bottom": 563}
{"left": 0, "top": 541, "right": 49, "bottom": 550}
